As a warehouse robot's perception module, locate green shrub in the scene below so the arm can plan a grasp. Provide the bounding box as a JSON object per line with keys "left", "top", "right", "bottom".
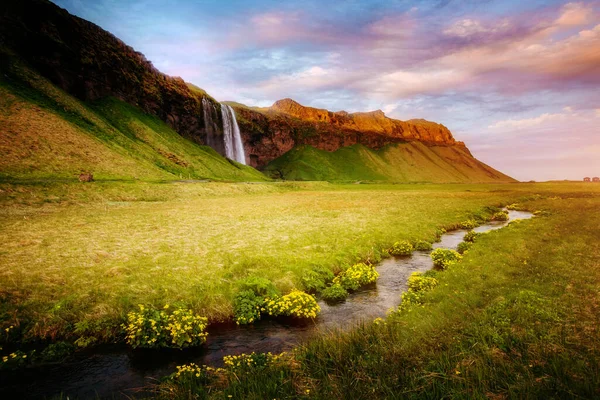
{"left": 264, "top": 290, "right": 320, "bottom": 319}
{"left": 457, "top": 241, "right": 472, "bottom": 254}
{"left": 321, "top": 284, "right": 349, "bottom": 303}
{"left": 233, "top": 290, "right": 264, "bottom": 325}
{"left": 123, "top": 305, "right": 208, "bottom": 348}
{"left": 506, "top": 203, "right": 520, "bottom": 210}
{"left": 460, "top": 220, "right": 478, "bottom": 229}
{"left": 301, "top": 267, "right": 334, "bottom": 293}
{"left": 237, "top": 276, "right": 279, "bottom": 298}
{"left": 414, "top": 240, "right": 433, "bottom": 251}
{"left": 492, "top": 211, "right": 509, "bottom": 221}
{"left": 333, "top": 263, "right": 379, "bottom": 291}
{"left": 407, "top": 272, "right": 438, "bottom": 292}
{"left": 422, "top": 269, "right": 439, "bottom": 279}
{"left": 430, "top": 248, "right": 462, "bottom": 269}
{"left": 40, "top": 342, "right": 75, "bottom": 363}
{"left": 390, "top": 240, "right": 413, "bottom": 256}
{"left": 463, "top": 230, "right": 479, "bottom": 242}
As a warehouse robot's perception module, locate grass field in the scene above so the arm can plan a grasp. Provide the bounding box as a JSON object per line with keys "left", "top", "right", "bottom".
{"left": 155, "top": 183, "right": 600, "bottom": 399}
{"left": 0, "top": 181, "right": 597, "bottom": 349}
{"left": 263, "top": 143, "right": 514, "bottom": 183}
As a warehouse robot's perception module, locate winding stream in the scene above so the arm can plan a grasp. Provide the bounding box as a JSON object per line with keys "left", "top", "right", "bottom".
{"left": 0, "top": 210, "right": 533, "bottom": 399}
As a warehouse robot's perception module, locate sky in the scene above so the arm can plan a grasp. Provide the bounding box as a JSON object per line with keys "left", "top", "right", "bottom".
{"left": 53, "top": 0, "right": 600, "bottom": 181}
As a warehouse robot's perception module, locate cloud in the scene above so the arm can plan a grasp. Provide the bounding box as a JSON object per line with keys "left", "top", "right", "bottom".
{"left": 555, "top": 1, "right": 595, "bottom": 26}
{"left": 488, "top": 113, "right": 570, "bottom": 129}
{"left": 443, "top": 18, "right": 512, "bottom": 38}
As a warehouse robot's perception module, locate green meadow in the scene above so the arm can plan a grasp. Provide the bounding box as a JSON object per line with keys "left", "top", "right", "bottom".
{"left": 152, "top": 182, "right": 600, "bottom": 399}
{"left": 0, "top": 181, "right": 596, "bottom": 346}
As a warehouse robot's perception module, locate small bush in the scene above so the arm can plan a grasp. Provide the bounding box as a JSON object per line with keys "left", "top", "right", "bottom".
{"left": 123, "top": 305, "right": 208, "bottom": 348}
{"left": 506, "top": 203, "right": 520, "bottom": 210}
{"left": 238, "top": 276, "right": 279, "bottom": 298}
{"left": 390, "top": 240, "right": 413, "bottom": 256}
{"left": 463, "top": 230, "right": 479, "bottom": 243}
{"left": 460, "top": 220, "right": 478, "bottom": 229}
{"left": 301, "top": 267, "right": 334, "bottom": 294}
{"left": 40, "top": 342, "right": 75, "bottom": 363}
{"left": 457, "top": 241, "right": 472, "bottom": 254}
{"left": 430, "top": 248, "right": 462, "bottom": 269}
{"left": 333, "top": 263, "right": 379, "bottom": 291}
{"left": 398, "top": 290, "right": 425, "bottom": 312}
{"left": 414, "top": 240, "right": 433, "bottom": 251}
{"left": 233, "top": 290, "right": 264, "bottom": 325}
{"left": 321, "top": 284, "right": 348, "bottom": 303}
{"left": 407, "top": 272, "right": 438, "bottom": 292}
{"left": 264, "top": 290, "right": 320, "bottom": 319}
{"left": 492, "top": 211, "right": 509, "bottom": 221}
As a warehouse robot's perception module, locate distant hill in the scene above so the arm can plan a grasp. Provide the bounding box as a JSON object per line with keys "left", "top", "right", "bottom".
{"left": 263, "top": 143, "right": 514, "bottom": 183}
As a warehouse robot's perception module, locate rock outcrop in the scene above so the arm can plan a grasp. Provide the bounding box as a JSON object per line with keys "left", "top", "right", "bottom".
{"left": 232, "top": 99, "right": 469, "bottom": 168}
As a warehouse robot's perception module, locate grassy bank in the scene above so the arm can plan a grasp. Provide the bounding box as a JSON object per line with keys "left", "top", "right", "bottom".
{"left": 0, "top": 182, "right": 596, "bottom": 351}
{"left": 158, "top": 184, "right": 600, "bottom": 398}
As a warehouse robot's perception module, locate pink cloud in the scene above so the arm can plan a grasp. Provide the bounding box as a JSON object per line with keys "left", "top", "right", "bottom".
{"left": 229, "top": 2, "right": 600, "bottom": 102}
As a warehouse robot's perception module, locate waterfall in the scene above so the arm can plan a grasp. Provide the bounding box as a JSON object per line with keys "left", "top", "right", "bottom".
{"left": 201, "top": 97, "right": 247, "bottom": 165}
{"left": 220, "top": 104, "right": 246, "bottom": 165}
{"left": 202, "top": 97, "right": 223, "bottom": 154}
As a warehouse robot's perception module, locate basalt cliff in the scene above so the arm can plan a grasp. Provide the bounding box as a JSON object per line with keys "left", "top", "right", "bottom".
{"left": 231, "top": 99, "right": 467, "bottom": 168}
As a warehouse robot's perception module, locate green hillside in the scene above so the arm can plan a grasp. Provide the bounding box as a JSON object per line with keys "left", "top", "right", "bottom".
{"left": 0, "top": 55, "right": 266, "bottom": 182}
{"left": 264, "top": 142, "right": 515, "bottom": 183}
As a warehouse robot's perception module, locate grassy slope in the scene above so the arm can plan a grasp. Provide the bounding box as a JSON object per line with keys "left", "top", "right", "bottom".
{"left": 0, "top": 180, "right": 593, "bottom": 347}
{"left": 162, "top": 185, "right": 600, "bottom": 399}
{"left": 264, "top": 143, "right": 514, "bottom": 183}
{"left": 0, "top": 56, "right": 266, "bottom": 182}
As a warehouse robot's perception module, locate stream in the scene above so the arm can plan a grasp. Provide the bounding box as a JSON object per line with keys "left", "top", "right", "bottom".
{"left": 0, "top": 210, "right": 533, "bottom": 399}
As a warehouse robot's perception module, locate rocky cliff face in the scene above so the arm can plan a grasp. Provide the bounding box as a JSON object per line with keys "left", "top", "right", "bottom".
{"left": 0, "top": 0, "right": 223, "bottom": 146}
{"left": 233, "top": 99, "right": 469, "bottom": 168}
{"left": 1, "top": 0, "right": 470, "bottom": 170}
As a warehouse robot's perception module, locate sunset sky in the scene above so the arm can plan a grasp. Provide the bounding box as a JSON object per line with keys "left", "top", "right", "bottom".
{"left": 53, "top": 0, "right": 599, "bottom": 181}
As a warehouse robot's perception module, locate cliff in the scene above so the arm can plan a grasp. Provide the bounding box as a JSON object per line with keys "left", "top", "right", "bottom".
{"left": 231, "top": 98, "right": 469, "bottom": 168}
{"left": 0, "top": 0, "right": 222, "bottom": 147}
